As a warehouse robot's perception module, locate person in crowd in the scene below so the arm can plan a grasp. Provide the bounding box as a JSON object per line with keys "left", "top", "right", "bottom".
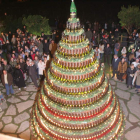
{"left": 114, "top": 28, "right": 119, "bottom": 41}
{"left": 38, "top": 59, "right": 45, "bottom": 79}
{"left": 103, "top": 35, "right": 109, "bottom": 47}
{"left": 34, "top": 56, "right": 39, "bottom": 79}
{"left": 43, "top": 39, "right": 50, "bottom": 55}
{"left": 94, "top": 47, "right": 100, "bottom": 60}
{"left": 3, "top": 60, "right": 13, "bottom": 74}
{"left": 136, "top": 33, "right": 140, "bottom": 49}
{"left": 27, "top": 60, "right": 38, "bottom": 88}
{"left": 52, "top": 31, "right": 56, "bottom": 42}
{"left": 92, "top": 30, "right": 98, "bottom": 46}
{"left": 132, "top": 64, "right": 140, "bottom": 93}
{"left": 109, "top": 35, "right": 115, "bottom": 48}
{"left": 9, "top": 57, "right": 17, "bottom": 68}
{"left": 128, "top": 35, "right": 135, "bottom": 46}
{"left": 38, "top": 39, "right": 43, "bottom": 55}
{"left": 121, "top": 47, "right": 127, "bottom": 55}
{"left": 132, "top": 58, "right": 139, "bottom": 69}
{"left": 128, "top": 48, "right": 136, "bottom": 64}
{"left": 118, "top": 58, "right": 127, "bottom": 81}
{"left": 14, "top": 64, "right": 26, "bottom": 90}
{"left": 136, "top": 49, "right": 140, "bottom": 58}
{"left": 114, "top": 40, "right": 120, "bottom": 55}
{"left": 49, "top": 40, "right": 57, "bottom": 58}
{"left": 126, "top": 64, "right": 136, "bottom": 88}
{"left": 100, "top": 29, "right": 105, "bottom": 41}
{"left": 120, "top": 53, "right": 129, "bottom": 64}
{"left": 1, "top": 70, "right": 14, "bottom": 96}
{"left": 104, "top": 43, "right": 112, "bottom": 65}
{"left": 86, "top": 28, "right": 92, "bottom": 42}
{"left": 112, "top": 55, "right": 120, "bottom": 78}
{"left": 43, "top": 56, "right": 48, "bottom": 67}
{"left": 30, "top": 50, "right": 35, "bottom": 60}
{"left": 0, "top": 50, "right": 4, "bottom": 58}
{"left": 11, "top": 35, "right": 16, "bottom": 47}
{"left": 99, "top": 41, "right": 104, "bottom": 60}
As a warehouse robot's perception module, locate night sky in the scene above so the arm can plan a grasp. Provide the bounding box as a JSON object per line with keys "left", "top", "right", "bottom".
{"left": 0, "top": 0, "right": 139, "bottom": 25}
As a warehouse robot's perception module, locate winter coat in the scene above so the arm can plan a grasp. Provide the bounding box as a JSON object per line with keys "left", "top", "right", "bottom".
{"left": 1, "top": 73, "right": 13, "bottom": 86}
{"left": 118, "top": 62, "right": 127, "bottom": 73}
{"left": 126, "top": 67, "right": 136, "bottom": 86}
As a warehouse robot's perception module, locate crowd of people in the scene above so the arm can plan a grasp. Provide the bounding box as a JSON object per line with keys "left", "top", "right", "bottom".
{"left": 0, "top": 23, "right": 140, "bottom": 102}
{"left": 0, "top": 26, "right": 57, "bottom": 98}
{"left": 86, "top": 26, "right": 140, "bottom": 94}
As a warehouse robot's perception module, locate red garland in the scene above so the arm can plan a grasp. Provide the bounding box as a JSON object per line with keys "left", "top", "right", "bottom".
{"left": 40, "top": 94, "right": 113, "bottom": 121}
{"left": 34, "top": 108, "right": 120, "bottom": 140}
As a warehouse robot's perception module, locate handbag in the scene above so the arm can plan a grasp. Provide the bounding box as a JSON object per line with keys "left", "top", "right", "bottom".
{"left": 122, "top": 73, "right": 127, "bottom": 80}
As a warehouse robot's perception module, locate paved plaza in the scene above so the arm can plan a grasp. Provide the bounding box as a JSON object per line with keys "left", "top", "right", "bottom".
{"left": 0, "top": 78, "right": 140, "bottom": 140}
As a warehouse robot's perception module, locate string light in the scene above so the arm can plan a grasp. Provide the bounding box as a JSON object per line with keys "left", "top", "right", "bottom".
{"left": 30, "top": 0, "right": 125, "bottom": 139}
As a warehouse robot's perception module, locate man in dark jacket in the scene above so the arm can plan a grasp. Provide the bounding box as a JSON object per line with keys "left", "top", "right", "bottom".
{"left": 1, "top": 70, "right": 14, "bottom": 95}
{"left": 86, "top": 28, "right": 92, "bottom": 42}
{"left": 27, "top": 61, "right": 38, "bottom": 88}
{"left": 43, "top": 39, "right": 50, "bottom": 55}
{"left": 112, "top": 55, "right": 120, "bottom": 78}
{"left": 104, "top": 43, "right": 112, "bottom": 65}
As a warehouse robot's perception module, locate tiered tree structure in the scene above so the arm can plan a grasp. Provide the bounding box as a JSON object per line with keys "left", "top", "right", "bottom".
{"left": 30, "top": 0, "right": 125, "bottom": 139}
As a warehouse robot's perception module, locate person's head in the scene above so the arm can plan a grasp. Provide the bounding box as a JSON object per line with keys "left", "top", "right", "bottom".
{"left": 36, "top": 51, "right": 39, "bottom": 55}
{"left": 95, "top": 46, "right": 98, "bottom": 50}
{"left": 39, "top": 59, "right": 42, "bottom": 63}
{"left": 11, "top": 57, "right": 14, "bottom": 62}
{"left": 44, "top": 56, "right": 47, "bottom": 61}
{"left": 16, "top": 64, "right": 20, "bottom": 69}
{"left": 114, "top": 55, "right": 118, "bottom": 59}
{"left": 25, "top": 46, "right": 28, "bottom": 50}
{"left": 121, "top": 58, "right": 125, "bottom": 63}
{"left": 130, "top": 64, "right": 134, "bottom": 69}
{"left": 137, "top": 64, "right": 140, "bottom": 70}
{"left": 107, "top": 43, "right": 110, "bottom": 47}
{"left": 1, "top": 58, "right": 4, "bottom": 62}
{"left": 51, "top": 40, "right": 54, "bottom": 44}
{"left": 123, "top": 47, "right": 126, "bottom": 50}
{"left": 122, "top": 53, "right": 126, "bottom": 57}
{"left": 44, "top": 39, "right": 47, "bottom": 43}
{"left": 3, "top": 60, "right": 7, "bottom": 65}
{"left": 22, "top": 51, "right": 24, "bottom": 54}
{"left": 132, "top": 48, "right": 135, "bottom": 53}
{"left": 20, "top": 58, "right": 23, "bottom": 63}
{"left": 136, "top": 58, "right": 139, "bottom": 63}
{"left": 3, "top": 70, "right": 7, "bottom": 75}
{"left": 138, "top": 49, "right": 140, "bottom": 52}
{"left": 38, "top": 39, "right": 41, "bottom": 43}
{"left": 35, "top": 38, "right": 38, "bottom": 42}
{"left": 32, "top": 47, "right": 35, "bottom": 51}
{"left": 138, "top": 33, "right": 140, "bottom": 38}
{"left": 30, "top": 51, "right": 33, "bottom": 55}
{"left": 35, "top": 56, "right": 38, "bottom": 60}
{"left": 88, "top": 28, "right": 90, "bottom": 31}
{"left": 101, "top": 29, "right": 104, "bottom": 32}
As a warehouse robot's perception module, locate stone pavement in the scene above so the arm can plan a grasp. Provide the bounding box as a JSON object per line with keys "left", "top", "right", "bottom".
{"left": 0, "top": 79, "right": 140, "bottom": 140}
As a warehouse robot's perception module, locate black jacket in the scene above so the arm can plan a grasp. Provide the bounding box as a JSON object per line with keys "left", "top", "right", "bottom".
{"left": 112, "top": 58, "right": 120, "bottom": 69}
{"left": 104, "top": 47, "right": 112, "bottom": 55}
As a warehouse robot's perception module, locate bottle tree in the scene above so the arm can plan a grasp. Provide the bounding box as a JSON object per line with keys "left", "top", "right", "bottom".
{"left": 30, "top": 0, "right": 125, "bottom": 139}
